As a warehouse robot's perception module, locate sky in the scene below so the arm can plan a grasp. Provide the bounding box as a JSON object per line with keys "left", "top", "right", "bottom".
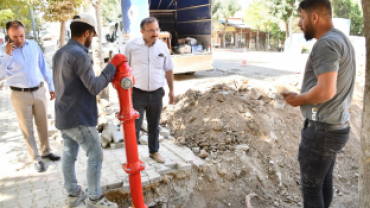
{"left": 238, "top": 0, "right": 254, "bottom": 9}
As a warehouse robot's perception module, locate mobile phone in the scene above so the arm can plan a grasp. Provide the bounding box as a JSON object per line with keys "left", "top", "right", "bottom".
{"left": 5, "top": 35, "right": 12, "bottom": 43}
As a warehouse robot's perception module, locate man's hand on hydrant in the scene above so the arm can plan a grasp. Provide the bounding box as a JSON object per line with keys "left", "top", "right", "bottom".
{"left": 110, "top": 54, "right": 126, "bottom": 68}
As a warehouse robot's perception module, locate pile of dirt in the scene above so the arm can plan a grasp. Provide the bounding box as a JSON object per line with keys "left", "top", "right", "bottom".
{"left": 160, "top": 82, "right": 360, "bottom": 207}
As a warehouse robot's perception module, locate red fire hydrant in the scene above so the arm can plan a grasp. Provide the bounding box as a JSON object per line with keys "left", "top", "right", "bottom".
{"left": 112, "top": 55, "right": 148, "bottom": 208}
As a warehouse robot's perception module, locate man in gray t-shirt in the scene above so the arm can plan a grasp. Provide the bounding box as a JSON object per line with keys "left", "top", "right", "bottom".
{"left": 282, "top": 0, "right": 355, "bottom": 207}
{"left": 300, "top": 28, "right": 356, "bottom": 125}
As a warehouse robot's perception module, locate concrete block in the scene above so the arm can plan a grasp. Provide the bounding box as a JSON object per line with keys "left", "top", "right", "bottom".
{"left": 32, "top": 181, "right": 47, "bottom": 190}
{"left": 159, "top": 128, "right": 170, "bottom": 138}
{"left": 100, "top": 98, "right": 111, "bottom": 108}
{"left": 177, "top": 162, "right": 192, "bottom": 171}
{"left": 3, "top": 200, "right": 19, "bottom": 208}
{"left": 18, "top": 196, "right": 33, "bottom": 208}
{"left": 107, "top": 176, "right": 123, "bottom": 189}
{"left": 274, "top": 100, "right": 286, "bottom": 109}
{"left": 112, "top": 131, "right": 124, "bottom": 143}
{"left": 32, "top": 189, "right": 50, "bottom": 201}
{"left": 159, "top": 135, "right": 165, "bottom": 143}
{"left": 146, "top": 170, "right": 161, "bottom": 183}
{"left": 249, "top": 88, "right": 262, "bottom": 100}
{"left": 33, "top": 198, "right": 50, "bottom": 208}
{"left": 110, "top": 143, "right": 117, "bottom": 150}
{"left": 49, "top": 189, "right": 65, "bottom": 201}
{"left": 156, "top": 165, "right": 171, "bottom": 176}
{"left": 101, "top": 130, "right": 112, "bottom": 143}
{"left": 164, "top": 158, "right": 176, "bottom": 169}
{"left": 18, "top": 188, "right": 33, "bottom": 198}
{"left": 141, "top": 176, "right": 149, "bottom": 187}
{"left": 139, "top": 135, "right": 148, "bottom": 145}
{"left": 141, "top": 120, "right": 148, "bottom": 132}
{"left": 192, "top": 147, "right": 200, "bottom": 153}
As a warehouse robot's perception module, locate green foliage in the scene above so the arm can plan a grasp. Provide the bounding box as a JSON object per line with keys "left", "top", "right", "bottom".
{"left": 0, "top": 0, "right": 42, "bottom": 30}
{"left": 350, "top": 2, "right": 364, "bottom": 36}
{"left": 244, "top": 1, "right": 272, "bottom": 31}
{"left": 212, "top": 0, "right": 242, "bottom": 20}
{"left": 265, "top": 0, "right": 298, "bottom": 23}
{"left": 101, "top": 0, "right": 121, "bottom": 23}
{"left": 332, "top": 0, "right": 352, "bottom": 18}
{"left": 43, "top": 0, "right": 84, "bottom": 22}
{"left": 269, "top": 22, "right": 286, "bottom": 47}
{"left": 332, "top": 0, "right": 364, "bottom": 36}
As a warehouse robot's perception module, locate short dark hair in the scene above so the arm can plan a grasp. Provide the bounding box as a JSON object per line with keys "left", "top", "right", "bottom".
{"left": 70, "top": 15, "right": 95, "bottom": 37}
{"left": 298, "top": 0, "right": 332, "bottom": 17}
{"left": 140, "top": 17, "right": 158, "bottom": 30}
{"left": 6, "top": 21, "right": 24, "bottom": 31}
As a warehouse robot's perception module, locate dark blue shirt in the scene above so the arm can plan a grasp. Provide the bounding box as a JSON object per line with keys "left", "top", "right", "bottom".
{"left": 52, "top": 39, "right": 116, "bottom": 130}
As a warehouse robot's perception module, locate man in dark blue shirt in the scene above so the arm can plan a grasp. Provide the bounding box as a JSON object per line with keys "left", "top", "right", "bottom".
{"left": 52, "top": 13, "right": 124, "bottom": 208}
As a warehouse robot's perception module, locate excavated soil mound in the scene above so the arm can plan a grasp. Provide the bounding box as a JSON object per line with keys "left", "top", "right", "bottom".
{"left": 159, "top": 83, "right": 360, "bottom": 208}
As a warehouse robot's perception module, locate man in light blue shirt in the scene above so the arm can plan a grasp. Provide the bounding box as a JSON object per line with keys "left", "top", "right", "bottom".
{"left": 0, "top": 21, "right": 60, "bottom": 172}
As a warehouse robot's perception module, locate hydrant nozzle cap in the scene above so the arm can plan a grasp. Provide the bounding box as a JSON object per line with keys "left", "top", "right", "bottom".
{"left": 120, "top": 77, "right": 133, "bottom": 89}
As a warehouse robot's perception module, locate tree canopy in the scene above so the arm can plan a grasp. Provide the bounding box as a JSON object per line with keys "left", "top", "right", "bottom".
{"left": 332, "top": 0, "right": 364, "bottom": 36}
{"left": 244, "top": 0, "right": 272, "bottom": 31}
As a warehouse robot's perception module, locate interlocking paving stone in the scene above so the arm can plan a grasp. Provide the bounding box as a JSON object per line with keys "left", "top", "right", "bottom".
{"left": 0, "top": 88, "right": 194, "bottom": 205}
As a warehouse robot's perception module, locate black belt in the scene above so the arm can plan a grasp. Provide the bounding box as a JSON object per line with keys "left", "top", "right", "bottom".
{"left": 11, "top": 82, "right": 44, "bottom": 92}
{"left": 304, "top": 119, "right": 349, "bottom": 132}
{"left": 133, "top": 87, "right": 163, "bottom": 93}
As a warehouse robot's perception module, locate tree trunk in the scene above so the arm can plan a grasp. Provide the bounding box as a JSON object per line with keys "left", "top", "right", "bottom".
{"left": 91, "top": 0, "right": 109, "bottom": 100}
{"left": 249, "top": 31, "right": 252, "bottom": 49}
{"left": 223, "top": 18, "right": 228, "bottom": 48}
{"left": 59, "top": 20, "right": 66, "bottom": 47}
{"left": 359, "top": 1, "right": 370, "bottom": 207}
{"left": 265, "top": 31, "right": 269, "bottom": 51}
{"left": 285, "top": 21, "right": 289, "bottom": 39}
{"left": 256, "top": 29, "right": 259, "bottom": 51}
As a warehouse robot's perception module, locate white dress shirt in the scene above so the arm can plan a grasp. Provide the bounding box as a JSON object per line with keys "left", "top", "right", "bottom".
{"left": 0, "top": 40, "right": 54, "bottom": 91}
{"left": 124, "top": 37, "right": 174, "bottom": 91}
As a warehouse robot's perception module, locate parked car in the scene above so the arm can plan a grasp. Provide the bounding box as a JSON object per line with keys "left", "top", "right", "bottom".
{"left": 40, "top": 36, "right": 57, "bottom": 50}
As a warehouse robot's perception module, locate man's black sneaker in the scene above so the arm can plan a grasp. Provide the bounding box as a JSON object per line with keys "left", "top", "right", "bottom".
{"left": 42, "top": 153, "right": 61, "bottom": 161}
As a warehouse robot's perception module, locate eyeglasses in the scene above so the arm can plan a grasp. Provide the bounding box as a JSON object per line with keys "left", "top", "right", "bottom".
{"left": 144, "top": 28, "right": 160, "bottom": 33}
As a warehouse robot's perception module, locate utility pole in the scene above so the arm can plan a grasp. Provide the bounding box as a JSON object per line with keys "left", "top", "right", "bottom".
{"left": 30, "top": 8, "right": 37, "bottom": 41}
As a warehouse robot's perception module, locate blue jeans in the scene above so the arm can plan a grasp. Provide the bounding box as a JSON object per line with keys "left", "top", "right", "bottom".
{"left": 299, "top": 124, "right": 350, "bottom": 208}
{"left": 61, "top": 125, "right": 103, "bottom": 200}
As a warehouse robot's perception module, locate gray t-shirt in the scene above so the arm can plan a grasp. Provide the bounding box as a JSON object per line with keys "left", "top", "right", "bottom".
{"left": 300, "top": 29, "right": 356, "bottom": 125}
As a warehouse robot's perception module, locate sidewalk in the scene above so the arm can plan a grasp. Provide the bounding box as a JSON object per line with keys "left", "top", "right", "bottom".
{"left": 0, "top": 87, "right": 193, "bottom": 208}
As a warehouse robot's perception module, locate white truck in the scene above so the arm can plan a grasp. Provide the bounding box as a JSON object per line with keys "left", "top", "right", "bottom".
{"left": 106, "top": 0, "right": 213, "bottom": 75}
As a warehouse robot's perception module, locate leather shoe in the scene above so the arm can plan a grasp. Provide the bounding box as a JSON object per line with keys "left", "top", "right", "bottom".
{"left": 149, "top": 152, "right": 165, "bottom": 163}
{"left": 34, "top": 161, "right": 45, "bottom": 172}
{"left": 42, "top": 153, "right": 61, "bottom": 161}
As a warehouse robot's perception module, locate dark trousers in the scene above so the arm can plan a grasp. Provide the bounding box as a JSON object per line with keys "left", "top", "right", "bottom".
{"left": 299, "top": 120, "right": 350, "bottom": 208}
{"left": 133, "top": 87, "right": 165, "bottom": 154}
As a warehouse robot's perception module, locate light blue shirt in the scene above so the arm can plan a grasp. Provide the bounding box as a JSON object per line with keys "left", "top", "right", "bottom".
{"left": 0, "top": 40, "right": 54, "bottom": 91}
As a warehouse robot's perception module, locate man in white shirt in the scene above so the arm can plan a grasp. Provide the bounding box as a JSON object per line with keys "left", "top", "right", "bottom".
{"left": 124, "top": 17, "right": 174, "bottom": 163}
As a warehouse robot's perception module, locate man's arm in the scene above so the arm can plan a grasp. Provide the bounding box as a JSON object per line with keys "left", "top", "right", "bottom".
{"left": 163, "top": 45, "right": 175, "bottom": 104}
{"left": 37, "top": 43, "right": 55, "bottom": 100}
{"left": 282, "top": 72, "right": 337, "bottom": 107}
{"left": 75, "top": 54, "right": 116, "bottom": 96}
{"left": 283, "top": 38, "right": 340, "bottom": 107}
{"left": 165, "top": 70, "right": 174, "bottom": 104}
{"left": 0, "top": 42, "right": 15, "bottom": 80}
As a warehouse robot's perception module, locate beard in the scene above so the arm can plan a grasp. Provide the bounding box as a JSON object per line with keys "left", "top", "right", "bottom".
{"left": 84, "top": 36, "right": 92, "bottom": 48}
{"left": 303, "top": 22, "right": 315, "bottom": 41}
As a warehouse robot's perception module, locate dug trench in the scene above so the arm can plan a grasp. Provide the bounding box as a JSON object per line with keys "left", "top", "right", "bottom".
{"left": 104, "top": 80, "right": 362, "bottom": 208}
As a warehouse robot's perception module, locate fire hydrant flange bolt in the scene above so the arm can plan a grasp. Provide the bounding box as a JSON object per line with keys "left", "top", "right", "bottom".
{"left": 121, "top": 77, "right": 133, "bottom": 89}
